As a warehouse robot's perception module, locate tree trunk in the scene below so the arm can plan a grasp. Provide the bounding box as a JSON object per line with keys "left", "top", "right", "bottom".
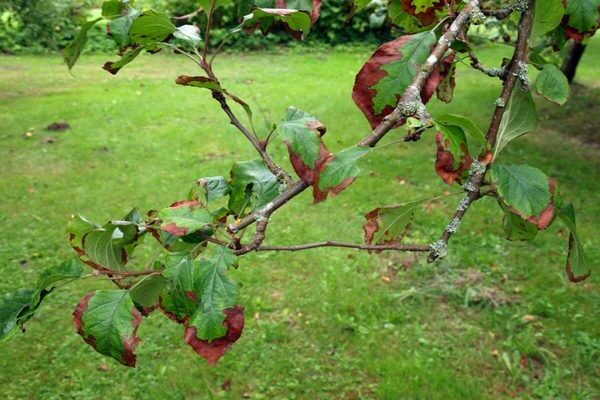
{"left": 561, "top": 41, "right": 586, "bottom": 83}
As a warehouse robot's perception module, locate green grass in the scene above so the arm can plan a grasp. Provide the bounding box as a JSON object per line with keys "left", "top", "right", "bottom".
{"left": 0, "top": 38, "right": 599, "bottom": 399}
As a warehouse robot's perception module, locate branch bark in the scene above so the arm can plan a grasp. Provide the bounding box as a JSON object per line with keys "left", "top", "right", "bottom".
{"left": 228, "top": 0, "right": 481, "bottom": 235}
{"left": 427, "top": 1, "right": 535, "bottom": 262}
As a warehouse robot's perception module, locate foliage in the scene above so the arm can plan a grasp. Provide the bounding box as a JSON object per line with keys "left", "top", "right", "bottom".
{"left": 0, "top": 0, "right": 596, "bottom": 370}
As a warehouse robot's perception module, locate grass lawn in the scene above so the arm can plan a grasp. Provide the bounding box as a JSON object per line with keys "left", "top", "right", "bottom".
{"left": 0, "top": 38, "right": 599, "bottom": 399}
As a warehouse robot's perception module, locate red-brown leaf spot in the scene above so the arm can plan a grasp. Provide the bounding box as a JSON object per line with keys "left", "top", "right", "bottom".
{"left": 566, "top": 234, "right": 591, "bottom": 283}
{"left": 401, "top": 0, "right": 445, "bottom": 26}
{"left": 73, "top": 292, "right": 94, "bottom": 343}
{"left": 289, "top": 145, "right": 333, "bottom": 187}
{"left": 161, "top": 223, "right": 189, "bottom": 236}
{"left": 184, "top": 306, "right": 245, "bottom": 366}
{"left": 435, "top": 132, "right": 473, "bottom": 185}
{"left": 526, "top": 179, "right": 557, "bottom": 230}
{"left": 363, "top": 208, "right": 382, "bottom": 246}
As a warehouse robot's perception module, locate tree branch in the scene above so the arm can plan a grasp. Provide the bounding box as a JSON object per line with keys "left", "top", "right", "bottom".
{"left": 228, "top": 0, "right": 481, "bottom": 234}
{"left": 427, "top": 1, "right": 535, "bottom": 262}
{"left": 211, "top": 91, "right": 293, "bottom": 184}
{"left": 236, "top": 241, "right": 430, "bottom": 255}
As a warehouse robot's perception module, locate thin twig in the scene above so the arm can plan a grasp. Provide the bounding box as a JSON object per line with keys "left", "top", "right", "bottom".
{"left": 236, "top": 241, "right": 431, "bottom": 255}
{"left": 173, "top": 7, "right": 202, "bottom": 20}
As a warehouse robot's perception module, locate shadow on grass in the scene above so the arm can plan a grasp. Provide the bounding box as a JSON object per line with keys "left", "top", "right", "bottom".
{"left": 538, "top": 83, "right": 600, "bottom": 147}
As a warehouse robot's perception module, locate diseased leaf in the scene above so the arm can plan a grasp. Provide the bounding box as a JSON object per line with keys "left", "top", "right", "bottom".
{"left": 371, "top": 32, "right": 435, "bottom": 115}
{"left": 501, "top": 206, "right": 539, "bottom": 241}
{"left": 401, "top": 0, "right": 445, "bottom": 26}
{"left": 103, "top": 46, "right": 144, "bottom": 75}
{"left": 277, "top": 107, "right": 331, "bottom": 185}
{"left": 532, "top": 0, "right": 564, "bottom": 37}
{"left": 435, "top": 114, "right": 487, "bottom": 146}
{"left": 174, "top": 25, "right": 202, "bottom": 47}
{"left": 535, "top": 64, "right": 570, "bottom": 105}
{"left": 158, "top": 200, "right": 214, "bottom": 237}
{"left": 434, "top": 127, "right": 472, "bottom": 185}
{"left": 228, "top": 159, "right": 283, "bottom": 215}
{"left": 64, "top": 18, "right": 102, "bottom": 70}
{"left": 388, "top": 2, "right": 430, "bottom": 31}
{"left": 129, "top": 10, "right": 176, "bottom": 45}
{"left": 187, "top": 247, "right": 239, "bottom": 341}
{"left": 184, "top": 306, "right": 244, "bottom": 365}
{"left": 494, "top": 83, "right": 538, "bottom": 159}
{"left": 490, "top": 164, "right": 552, "bottom": 220}
{"left": 436, "top": 62, "right": 455, "bottom": 103}
{"left": 565, "top": 0, "right": 600, "bottom": 32}
{"left": 352, "top": 32, "right": 453, "bottom": 129}
{"left": 130, "top": 275, "right": 168, "bottom": 308}
{"left": 559, "top": 203, "right": 591, "bottom": 282}
{"left": 176, "top": 75, "right": 222, "bottom": 91}
{"left": 159, "top": 255, "right": 201, "bottom": 322}
{"left": 241, "top": 8, "right": 313, "bottom": 40}
{"left": 364, "top": 199, "right": 426, "bottom": 245}
{"left": 73, "top": 290, "right": 142, "bottom": 367}
{"left": 314, "top": 146, "right": 371, "bottom": 203}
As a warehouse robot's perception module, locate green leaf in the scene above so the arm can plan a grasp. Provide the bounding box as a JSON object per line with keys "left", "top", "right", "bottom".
{"left": 129, "top": 10, "right": 176, "bottom": 45}
{"left": 188, "top": 247, "right": 239, "bottom": 340}
{"left": 64, "top": 18, "right": 102, "bottom": 70}
{"left": 130, "top": 275, "right": 168, "bottom": 307}
{"left": 435, "top": 114, "right": 487, "bottom": 146}
{"left": 535, "top": 64, "right": 570, "bottom": 105}
{"left": 241, "top": 8, "right": 313, "bottom": 40}
{"left": 33, "top": 259, "right": 86, "bottom": 304}
{"left": 189, "top": 176, "right": 231, "bottom": 203}
{"left": 490, "top": 164, "right": 552, "bottom": 218}
{"left": 501, "top": 206, "right": 539, "bottom": 241}
{"left": 278, "top": 107, "right": 327, "bottom": 169}
{"left": 228, "top": 159, "right": 283, "bottom": 215}
{"left": 559, "top": 203, "right": 591, "bottom": 282}
{"left": 532, "top": 0, "right": 565, "bottom": 37}
{"left": 565, "top": 0, "right": 600, "bottom": 32}
{"left": 101, "top": 0, "right": 134, "bottom": 18}
{"left": 315, "top": 146, "right": 371, "bottom": 202}
{"left": 103, "top": 46, "right": 144, "bottom": 75}
{"left": 158, "top": 200, "right": 214, "bottom": 237}
{"left": 0, "top": 289, "right": 36, "bottom": 342}
{"left": 493, "top": 83, "right": 538, "bottom": 159}
{"left": 364, "top": 199, "right": 426, "bottom": 245}
{"left": 73, "top": 290, "right": 142, "bottom": 367}
{"left": 371, "top": 31, "right": 436, "bottom": 114}
{"left": 160, "top": 255, "right": 201, "bottom": 321}
{"left": 67, "top": 212, "right": 143, "bottom": 272}
{"left": 174, "top": 25, "right": 202, "bottom": 47}
{"left": 108, "top": 7, "right": 141, "bottom": 48}
{"left": 199, "top": 0, "right": 233, "bottom": 12}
